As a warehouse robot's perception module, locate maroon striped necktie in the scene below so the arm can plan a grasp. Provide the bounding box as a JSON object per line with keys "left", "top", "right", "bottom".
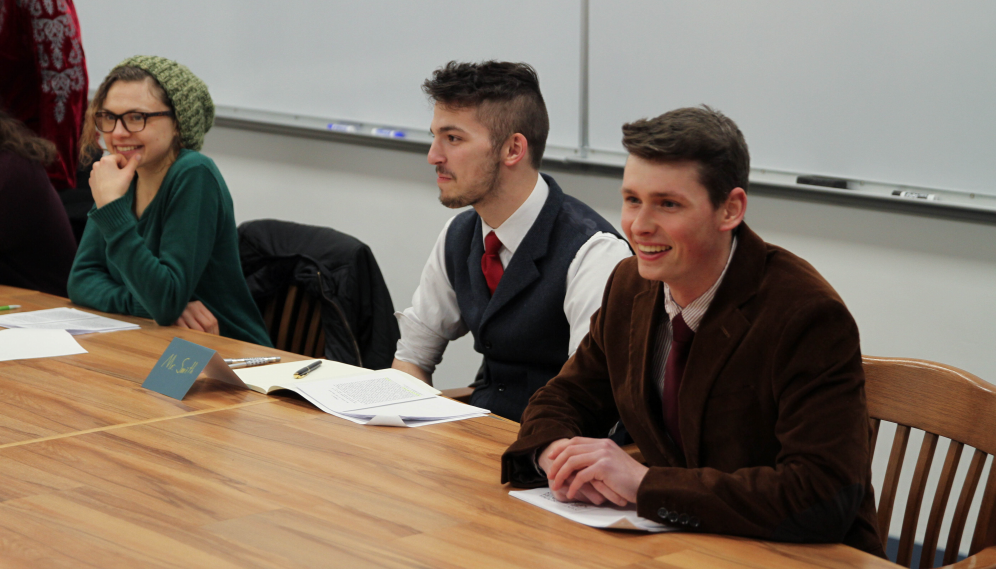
{"left": 663, "top": 312, "right": 694, "bottom": 455}
{"left": 481, "top": 231, "right": 504, "bottom": 295}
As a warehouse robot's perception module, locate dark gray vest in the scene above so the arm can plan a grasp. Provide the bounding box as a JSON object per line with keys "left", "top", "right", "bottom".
{"left": 444, "top": 174, "right": 623, "bottom": 421}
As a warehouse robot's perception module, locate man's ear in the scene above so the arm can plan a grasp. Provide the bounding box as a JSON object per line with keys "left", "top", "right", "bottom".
{"left": 502, "top": 133, "right": 529, "bottom": 167}
{"left": 718, "top": 187, "right": 747, "bottom": 231}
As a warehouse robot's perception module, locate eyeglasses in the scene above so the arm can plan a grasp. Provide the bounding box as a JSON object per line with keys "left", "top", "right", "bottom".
{"left": 94, "top": 110, "right": 174, "bottom": 133}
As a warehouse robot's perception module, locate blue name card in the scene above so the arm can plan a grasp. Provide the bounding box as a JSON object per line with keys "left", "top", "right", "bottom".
{"left": 142, "top": 337, "right": 216, "bottom": 400}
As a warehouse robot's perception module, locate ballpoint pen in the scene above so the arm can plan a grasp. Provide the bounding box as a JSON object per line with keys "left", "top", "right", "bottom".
{"left": 0, "top": 305, "right": 21, "bottom": 311}
{"left": 294, "top": 360, "right": 323, "bottom": 379}
{"left": 224, "top": 356, "right": 281, "bottom": 368}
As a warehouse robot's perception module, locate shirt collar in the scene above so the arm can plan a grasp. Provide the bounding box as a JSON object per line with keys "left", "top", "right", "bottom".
{"left": 480, "top": 173, "right": 548, "bottom": 255}
{"left": 663, "top": 236, "right": 738, "bottom": 333}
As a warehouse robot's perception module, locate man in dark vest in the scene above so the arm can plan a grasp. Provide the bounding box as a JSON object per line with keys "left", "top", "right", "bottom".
{"left": 392, "top": 61, "right": 631, "bottom": 422}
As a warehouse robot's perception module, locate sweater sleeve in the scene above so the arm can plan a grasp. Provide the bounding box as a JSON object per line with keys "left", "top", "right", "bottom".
{"left": 72, "top": 165, "right": 222, "bottom": 325}
{"left": 67, "top": 209, "right": 152, "bottom": 318}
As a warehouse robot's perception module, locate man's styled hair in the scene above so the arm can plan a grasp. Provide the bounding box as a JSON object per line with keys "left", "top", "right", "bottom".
{"left": 622, "top": 105, "right": 750, "bottom": 208}
{"left": 423, "top": 60, "right": 549, "bottom": 169}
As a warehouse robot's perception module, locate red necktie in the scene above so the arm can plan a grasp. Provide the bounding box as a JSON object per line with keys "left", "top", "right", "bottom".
{"left": 481, "top": 231, "right": 504, "bottom": 295}
{"left": 663, "top": 312, "right": 694, "bottom": 455}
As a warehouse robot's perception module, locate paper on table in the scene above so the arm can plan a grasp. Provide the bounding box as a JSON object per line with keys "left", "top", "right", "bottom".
{"left": 292, "top": 370, "right": 441, "bottom": 413}
{"left": 352, "top": 396, "right": 490, "bottom": 421}
{"left": 307, "top": 395, "right": 490, "bottom": 427}
{"left": 0, "top": 329, "right": 87, "bottom": 362}
{"left": 0, "top": 307, "right": 140, "bottom": 335}
{"left": 231, "top": 361, "right": 487, "bottom": 427}
{"left": 509, "top": 488, "right": 674, "bottom": 533}
{"left": 229, "top": 359, "right": 371, "bottom": 394}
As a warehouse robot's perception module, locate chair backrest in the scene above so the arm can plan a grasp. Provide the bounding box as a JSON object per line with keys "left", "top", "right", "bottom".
{"left": 864, "top": 356, "right": 996, "bottom": 568}
{"left": 238, "top": 218, "right": 400, "bottom": 369}
{"left": 261, "top": 284, "right": 325, "bottom": 358}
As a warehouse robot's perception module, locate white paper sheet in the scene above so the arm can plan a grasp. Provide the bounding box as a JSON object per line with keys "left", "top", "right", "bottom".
{"left": 0, "top": 329, "right": 87, "bottom": 362}
{"left": 0, "top": 308, "right": 140, "bottom": 335}
{"left": 295, "top": 388, "right": 490, "bottom": 427}
{"left": 231, "top": 360, "right": 390, "bottom": 394}
{"left": 509, "top": 488, "right": 675, "bottom": 533}
{"left": 292, "top": 370, "right": 439, "bottom": 413}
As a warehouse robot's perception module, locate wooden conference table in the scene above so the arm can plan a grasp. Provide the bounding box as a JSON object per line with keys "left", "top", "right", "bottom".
{"left": 0, "top": 286, "right": 899, "bottom": 568}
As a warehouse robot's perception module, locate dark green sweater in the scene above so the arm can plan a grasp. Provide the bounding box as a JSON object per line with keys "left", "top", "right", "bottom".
{"left": 68, "top": 150, "right": 271, "bottom": 347}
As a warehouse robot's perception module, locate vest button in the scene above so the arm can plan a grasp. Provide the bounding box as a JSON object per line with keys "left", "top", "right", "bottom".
{"left": 484, "top": 342, "right": 493, "bottom": 350}
{"left": 657, "top": 507, "right": 669, "bottom": 519}
{"left": 497, "top": 383, "right": 506, "bottom": 392}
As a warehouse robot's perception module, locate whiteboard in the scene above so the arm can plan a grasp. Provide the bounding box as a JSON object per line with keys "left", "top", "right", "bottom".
{"left": 588, "top": 0, "right": 996, "bottom": 195}
{"left": 80, "top": 1, "right": 996, "bottom": 197}
{"left": 77, "top": 0, "right": 582, "bottom": 149}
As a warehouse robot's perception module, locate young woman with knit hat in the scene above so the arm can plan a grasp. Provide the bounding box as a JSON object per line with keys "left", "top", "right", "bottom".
{"left": 67, "top": 56, "right": 271, "bottom": 346}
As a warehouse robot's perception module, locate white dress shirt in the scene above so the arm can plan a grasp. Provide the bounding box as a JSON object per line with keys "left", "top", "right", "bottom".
{"left": 395, "top": 174, "right": 633, "bottom": 374}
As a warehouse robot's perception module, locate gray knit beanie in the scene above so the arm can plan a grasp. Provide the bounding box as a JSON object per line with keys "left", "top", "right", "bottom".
{"left": 114, "top": 55, "right": 214, "bottom": 151}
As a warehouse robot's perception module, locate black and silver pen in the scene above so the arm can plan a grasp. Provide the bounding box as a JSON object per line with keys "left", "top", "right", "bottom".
{"left": 294, "top": 360, "right": 323, "bottom": 379}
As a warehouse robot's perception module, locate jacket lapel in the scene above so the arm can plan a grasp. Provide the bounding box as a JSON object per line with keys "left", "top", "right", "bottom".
{"left": 678, "top": 224, "right": 766, "bottom": 468}
{"left": 479, "top": 177, "right": 564, "bottom": 328}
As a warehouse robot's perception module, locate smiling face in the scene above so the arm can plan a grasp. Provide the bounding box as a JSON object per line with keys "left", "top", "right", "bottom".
{"left": 101, "top": 79, "right": 179, "bottom": 176}
{"left": 621, "top": 156, "right": 746, "bottom": 306}
{"left": 427, "top": 103, "right": 503, "bottom": 209}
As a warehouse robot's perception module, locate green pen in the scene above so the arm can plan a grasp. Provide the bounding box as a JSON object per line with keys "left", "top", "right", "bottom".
{"left": 0, "top": 305, "right": 21, "bottom": 311}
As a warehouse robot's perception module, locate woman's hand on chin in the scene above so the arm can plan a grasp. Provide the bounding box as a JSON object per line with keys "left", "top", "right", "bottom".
{"left": 91, "top": 153, "right": 141, "bottom": 208}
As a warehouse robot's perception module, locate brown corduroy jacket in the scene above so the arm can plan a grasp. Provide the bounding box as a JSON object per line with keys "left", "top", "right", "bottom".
{"left": 502, "top": 224, "right": 884, "bottom": 557}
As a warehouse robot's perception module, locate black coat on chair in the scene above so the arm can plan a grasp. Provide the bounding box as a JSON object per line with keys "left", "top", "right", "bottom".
{"left": 238, "top": 219, "right": 399, "bottom": 369}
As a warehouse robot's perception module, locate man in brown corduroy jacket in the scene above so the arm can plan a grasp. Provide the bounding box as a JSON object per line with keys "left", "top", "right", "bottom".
{"left": 501, "top": 106, "right": 884, "bottom": 557}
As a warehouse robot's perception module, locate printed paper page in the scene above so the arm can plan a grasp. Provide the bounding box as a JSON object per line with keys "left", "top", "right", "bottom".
{"left": 232, "top": 359, "right": 368, "bottom": 393}
{"left": 293, "top": 370, "right": 438, "bottom": 413}
{"left": 509, "top": 488, "right": 674, "bottom": 533}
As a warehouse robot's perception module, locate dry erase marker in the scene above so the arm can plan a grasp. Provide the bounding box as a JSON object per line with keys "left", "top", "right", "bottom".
{"left": 0, "top": 304, "right": 21, "bottom": 311}
{"left": 225, "top": 356, "right": 281, "bottom": 368}
{"left": 294, "top": 360, "right": 323, "bottom": 378}
{"left": 371, "top": 127, "right": 405, "bottom": 138}
{"left": 892, "top": 190, "right": 938, "bottom": 201}
{"left": 327, "top": 122, "right": 358, "bottom": 133}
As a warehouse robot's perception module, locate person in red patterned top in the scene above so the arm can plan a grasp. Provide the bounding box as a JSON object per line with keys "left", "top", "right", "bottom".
{"left": 0, "top": 0, "right": 88, "bottom": 191}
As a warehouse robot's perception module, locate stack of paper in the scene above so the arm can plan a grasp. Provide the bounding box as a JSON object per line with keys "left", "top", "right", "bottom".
{"left": 0, "top": 329, "right": 87, "bottom": 362}
{"left": 228, "top": 360, "right": 490, "bottom": 427}
{"left": 510, "top": 488, "right": 674, "bottom": 533}
{"left": 0, "top": 308, "right": 140, "bottom": 335}
{"left": 294, "top": 374, "right": 491, "bottom": 427}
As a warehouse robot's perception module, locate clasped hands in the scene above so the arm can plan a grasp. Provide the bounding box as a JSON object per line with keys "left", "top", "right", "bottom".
{"left": 538, "top": 437, "right": 649, "bottom": 507}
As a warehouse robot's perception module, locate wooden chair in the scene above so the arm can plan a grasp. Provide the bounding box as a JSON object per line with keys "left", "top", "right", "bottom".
{"left": 260, "top": 285, "right": 325, "bottom": 358}
{"left": 864, "top": 356, "right": 996, "bottom": 568}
